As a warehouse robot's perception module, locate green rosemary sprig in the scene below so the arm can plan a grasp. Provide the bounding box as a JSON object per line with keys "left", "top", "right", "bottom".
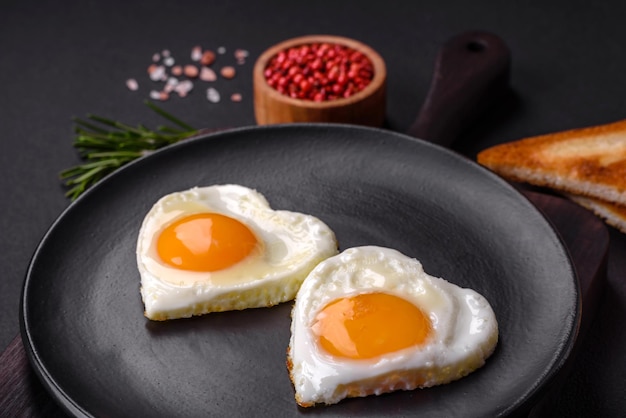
{"left": 60, "top": 100, "right": 198, "bottom": 200}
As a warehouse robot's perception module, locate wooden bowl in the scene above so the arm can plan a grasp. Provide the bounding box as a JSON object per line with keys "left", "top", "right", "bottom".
{"left": 253, "top": 35, "right": 386, "bottom": 127}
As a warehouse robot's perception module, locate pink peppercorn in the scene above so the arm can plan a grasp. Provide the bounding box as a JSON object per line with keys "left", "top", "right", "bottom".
{"left": 264, "top": 42, "right": 374, "bottom": 101}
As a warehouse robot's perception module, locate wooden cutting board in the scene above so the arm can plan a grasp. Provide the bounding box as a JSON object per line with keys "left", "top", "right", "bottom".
{"left": 406, "top": 31, "right": 610, "bottom": 333}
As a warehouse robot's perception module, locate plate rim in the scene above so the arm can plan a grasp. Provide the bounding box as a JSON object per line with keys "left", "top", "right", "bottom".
{"left": 20, "top": 123, "right": 581, "bottom": 417}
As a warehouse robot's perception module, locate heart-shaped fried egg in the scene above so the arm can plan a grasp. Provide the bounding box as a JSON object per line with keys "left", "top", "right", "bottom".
{"left": 137, "top": 184, "right": 338, "bottom": 320}
{"left": 288, "top": 246, "right": 498, "bottom": 407}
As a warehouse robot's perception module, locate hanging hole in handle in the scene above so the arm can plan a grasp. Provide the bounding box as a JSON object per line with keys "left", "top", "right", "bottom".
{"left": 466, "top": 39, "right": 487, "bottom": 52}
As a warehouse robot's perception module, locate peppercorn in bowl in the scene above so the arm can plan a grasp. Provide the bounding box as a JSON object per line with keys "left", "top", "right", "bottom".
{"left": 253, "top": 35, "right": 386, "bottom": 127}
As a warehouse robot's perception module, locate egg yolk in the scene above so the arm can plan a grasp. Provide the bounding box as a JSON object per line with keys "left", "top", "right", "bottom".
{"left": 313, "top": 292, "right": 432, "bottom": 360}
{"left": 156, "top": 213, "right": 259, "bottom": 272}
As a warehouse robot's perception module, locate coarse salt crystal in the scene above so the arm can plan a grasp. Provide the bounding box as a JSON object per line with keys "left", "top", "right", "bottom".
{"left": 234, "top": 49, "right": 249, "bottom": 59}
{"left": 191, "top": 45, "right": 203, "bottom": 61}
{"left": 175, "top": 80, "right": 194, "bottom": 97}
{"left": 235, "top": 50, "right": 246, "bottom": 64}
{"left": 200, "top": 51, "right": 216, "bottom": 66}
{"left": 164, "top": 77, "right": 179, "bottom": 93}
{"left": 220, "top": 66, "right": 236, "bottom": 79}
{"left": 206, "top": 87, "right": 220, "bottom": 103}
{"left": 199, "top": 66, "right": 217, "bottom": 82}
{"left": 149, "top": 90, "right": 169, "bottom": 101}
{"left": 126, "top": 78, "right": 139, "bottom": 91}
{"left": 184, "top": 65, "right": 199, "bottom": 78}
{"left": 148, "top": 65, "right": 166, "bottom": 81}
{"left": 138, "top": 44, "right": 249, "bottom": 103}
{"left": 171, "top": 65, "right": 183, "bottom": 76}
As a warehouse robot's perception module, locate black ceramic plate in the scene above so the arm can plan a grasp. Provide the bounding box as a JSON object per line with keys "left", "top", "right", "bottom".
{"left": 21, "top": 124, "right": 579, "bottom": 418}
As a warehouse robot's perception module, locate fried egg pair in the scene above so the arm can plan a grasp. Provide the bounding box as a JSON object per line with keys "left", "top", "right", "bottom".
{"left": 288, "top": 246, "right": 499, "bottom": 407}
{"left": 137, "top": 185, "right": 338, "bottom": 320}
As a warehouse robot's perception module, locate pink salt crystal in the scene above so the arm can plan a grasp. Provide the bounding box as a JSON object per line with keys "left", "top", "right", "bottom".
{"left": 235, "top": 50, "right": 246, "bottom": 64}
{"left": 200, "top": 50, "right": 216, "bottom": 66}
{"left": 191, "top": 45, "right": 203, "bottom": 62}
{"left": 152, "top": 53, "right": 160, "bottom": 62}
{"left": 164, "top": 77, "right": 179, "bottom": 93}
{"left": 148, "top": 64, "right": 166, "bottom": 81}
{"left": 220, "top": 66, "right": 236, "bottom": 79}
{"left": 234, "top": 49, "right": 249, "bottom": 60}
{"left": 199, "top": 66, "right": 217, "bottom": 82}
{"left": 171, "top": 65, "right": 183, "bottom": 76}
{"left": 126, "top": 78, "right": 139, "bottom": 91}
{"left": 175, "top": 80, "right": 194, "bottom": 97}
{"left": 230, "top": 93, "right": 242, "bottom": 102}
{"left": 206, "top": 87, "right": 220, "bottom": 103}
{"left": 149, "top": 90, "right": 169, "bottom": 101}
{"left": 164, "top": 56, "right": 175, "bottom": 67}
{"left": 184, "top": 65, "right": 199, "bottom": 78}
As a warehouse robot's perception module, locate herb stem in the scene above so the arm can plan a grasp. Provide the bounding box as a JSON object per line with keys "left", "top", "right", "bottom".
{"left": 144, "top": 100, "right": 195, "bottom": 131}
{"left": 73, "top": 118, "right": 111, "bottom": 134}
{"left": 60, "top": 101, "right": 198, "bottom": 200}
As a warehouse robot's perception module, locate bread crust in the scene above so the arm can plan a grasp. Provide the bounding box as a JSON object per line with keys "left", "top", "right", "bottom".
{"left": 566, "top": 194, "right": 626, "bottom": 234}
{"left": 477, "top": 119, "right": 626, "bottom": 206}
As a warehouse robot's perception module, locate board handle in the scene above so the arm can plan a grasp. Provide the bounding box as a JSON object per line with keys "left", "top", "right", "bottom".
{"left": 407, "top": 30, "right": 511, "bottom": 147}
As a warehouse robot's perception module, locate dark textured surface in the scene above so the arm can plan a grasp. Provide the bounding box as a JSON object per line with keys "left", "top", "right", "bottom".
{"left": 2, "top": 1, "right": 626, "bottom": 416}
{"left": 22, "top": 126, "right": 578, "bottom": 417}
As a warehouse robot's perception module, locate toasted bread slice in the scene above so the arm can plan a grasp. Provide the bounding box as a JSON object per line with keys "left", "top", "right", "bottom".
{"left": 566, "top": 193, "right": 626, "bottom": 234}
{"left": 477, "top": 119, "right": 626, "bottom": 206}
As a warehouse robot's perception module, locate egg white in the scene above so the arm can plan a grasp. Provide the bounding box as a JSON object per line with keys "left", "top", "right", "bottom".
{"left": 288, "top": 246, "right": 499, "bottom": 407}
{"left": 137, "top": 185, "right": 338, "bottom": 320}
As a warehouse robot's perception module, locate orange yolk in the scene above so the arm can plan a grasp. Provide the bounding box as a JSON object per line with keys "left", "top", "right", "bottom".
{"left": 156, "top": 213, "right": 259, "bottom": 272}
{"left": 313, "top": 292, "right": 432, "bottom": 359}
